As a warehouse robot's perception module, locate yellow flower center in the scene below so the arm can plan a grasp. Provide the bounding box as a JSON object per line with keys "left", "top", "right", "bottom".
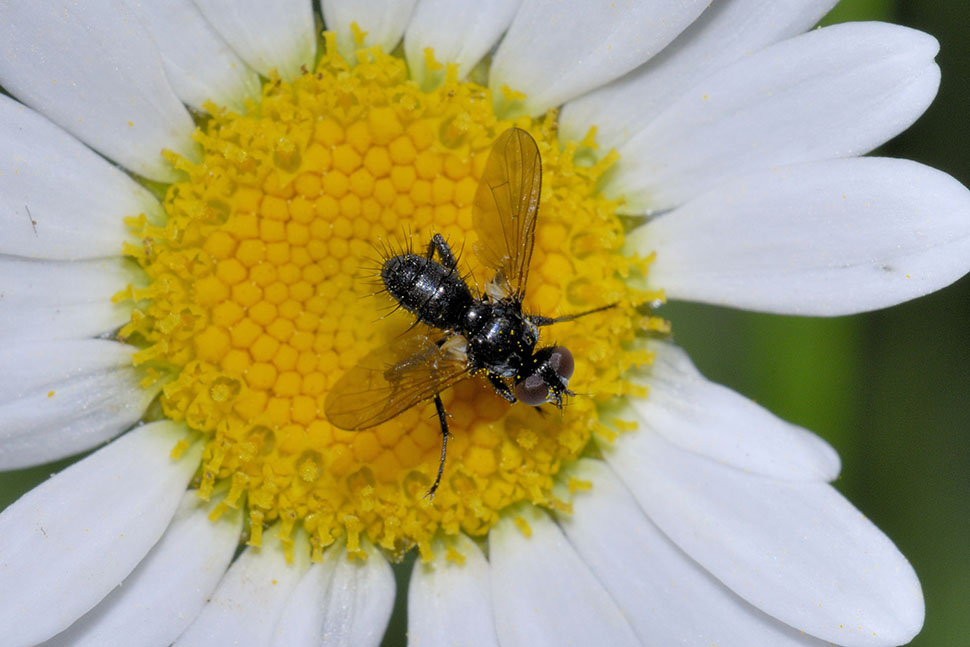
{"left": 119, "top": 35, "right": 664, "bottom": 560}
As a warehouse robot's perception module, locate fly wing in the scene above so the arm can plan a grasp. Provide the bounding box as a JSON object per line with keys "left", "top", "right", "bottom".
{"left": 472, "top": 127, "right": 542, "bottom": 300}
{"left": 324, "top": 330, "right": 471, "bottom": 430}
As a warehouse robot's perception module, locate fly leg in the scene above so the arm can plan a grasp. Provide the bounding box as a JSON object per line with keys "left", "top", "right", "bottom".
{"left": 529, "top": 303, "right": 616, "bottom": 327}
{"left": 426, "top": 393, "right": 450, "bottom": 499}
{"left": 487, "top": 375, "right": 517, "bottom": 403}
{"left": 489, "top": 374, "right": 543, "bottom": 414}
{"left": 426, "top": 233, "right": 458, "bottom": 270}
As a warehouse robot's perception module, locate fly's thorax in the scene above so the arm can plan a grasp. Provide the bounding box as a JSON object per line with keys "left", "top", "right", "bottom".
{"left": 467, "top": 303, "right": 538, "bottom": 377}
{"left": 461, "top": 303, "right": 492, "bottom": 336}
{"left": 382, "top": 254, "right": 473, "bottom": 329}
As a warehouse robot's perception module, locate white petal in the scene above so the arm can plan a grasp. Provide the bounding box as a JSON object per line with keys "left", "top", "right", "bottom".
{"left": 556, "top": 459, "right": 833, "bottom": 647}
{"left": 629, "top": 339, "right": 840, "bottom": 481}
{"left": 408, "top": 535, "right": 499, "bottom": 647}
{"left": 633, "top": 157, "right": 970, "bottom": 316}
{"left": 0, "top": 257, "right": 141, "bottom": 342}
{"left": 271, "top": 542, "right": 394, "bottom": 647}
{"left": 174, "top": 529, "right": 311, "bottom": 647}
{"left": 0, "top": 421, "right": 203, "bottom": 647}
{"left": 322, "top": 0, "right": 417, "bottom": 63}
{"left": 404, "top": 0, "right": 520, "bottom": 89}
{"left": 0, "top": 1, "right": 196, "bottom": 182}
{"left": 125, "top": 0, "right": 261, "bottom": 112}
{"left": 560, "top": 0, "right": 838, "bottom": 149}
{"left": 41, "top": 491, "right": 242, "bottom": 647}
{"left": 489, "top": 504, "right": 640, "bottom": 647}
{"left": 0, "top": 340, "right": 156, "bottom": 469}
{"left": 602, "top": 430, "right": 925, "bottom": 647}
{"left": 193, "top": 0, "right": 316, "bottom": 80}
{"left": 0, "top": 95, "right": 161, "bottom": 260}
{"left": 607, "top": 22, "right": 940, "bottom": 213}
{"left": 489, "top": 0, "right": 709, "bottom": 117}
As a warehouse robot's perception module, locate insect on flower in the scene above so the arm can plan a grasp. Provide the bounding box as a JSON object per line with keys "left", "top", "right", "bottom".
{"left": 325, "top": 128, "right": 614, "bottom": 497}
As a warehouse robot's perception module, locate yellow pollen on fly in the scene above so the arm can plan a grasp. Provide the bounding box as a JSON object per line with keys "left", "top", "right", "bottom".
{"left": 118, "top": 35, "right": 664, "bottom": 560}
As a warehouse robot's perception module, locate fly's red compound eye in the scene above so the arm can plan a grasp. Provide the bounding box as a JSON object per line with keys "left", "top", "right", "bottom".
{"left": 514, "top": 347, "right": 575, "bottom": 405}
{"left": 549, "top": 346, "right": 574, "bottom": 382}
{"left": 515, "top": 373, "right": 550, "bottom": 405}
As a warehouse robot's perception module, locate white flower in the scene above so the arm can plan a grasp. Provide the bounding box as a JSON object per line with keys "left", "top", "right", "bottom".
{"left": 1, "top": 2, "right": 968, "bottom": 647}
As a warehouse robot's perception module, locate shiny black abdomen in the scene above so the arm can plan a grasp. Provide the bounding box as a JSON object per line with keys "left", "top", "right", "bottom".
{"left": 383, "top": 252, "right": 538, "bottom": 379}
{"left": 382, "top": 254, "right": 474, "bottom": 330}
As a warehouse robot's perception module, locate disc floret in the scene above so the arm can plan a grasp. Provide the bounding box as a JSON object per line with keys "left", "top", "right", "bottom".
{"left": 120, "top": 35, "right": 663, "bottom": 559}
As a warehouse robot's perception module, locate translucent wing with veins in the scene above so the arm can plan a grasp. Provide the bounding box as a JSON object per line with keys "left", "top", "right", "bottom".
{"left": 325, "top": 330, "right": 471, "bottom": 430}
{"left": 472, "top": 127, "right": 542, "bottom": 301}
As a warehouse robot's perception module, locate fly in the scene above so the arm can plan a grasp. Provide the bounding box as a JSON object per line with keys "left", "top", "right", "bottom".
{"left": 325, "top": 128, "right": 613, "bottom": 498}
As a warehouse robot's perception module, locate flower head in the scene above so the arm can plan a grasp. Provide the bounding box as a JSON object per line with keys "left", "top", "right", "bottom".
{"left": 1, "top": 2, "right": 968, "bottom": 647}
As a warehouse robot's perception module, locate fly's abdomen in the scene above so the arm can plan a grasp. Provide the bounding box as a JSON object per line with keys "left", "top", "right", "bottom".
{"left": 382, "top": 254, "right": 473, "bottom": 330}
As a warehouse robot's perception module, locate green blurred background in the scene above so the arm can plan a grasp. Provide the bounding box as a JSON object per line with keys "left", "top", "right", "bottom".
{"left": 664, "top": 2, "right": 970, "bottom": 645}
{"left": 1, "top": 1, "right": 967, "bottom": 646}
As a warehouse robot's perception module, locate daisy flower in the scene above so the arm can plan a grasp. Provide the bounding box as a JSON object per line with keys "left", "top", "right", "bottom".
{"left": 1, "top": 1, "right": 968, "bottom": 646}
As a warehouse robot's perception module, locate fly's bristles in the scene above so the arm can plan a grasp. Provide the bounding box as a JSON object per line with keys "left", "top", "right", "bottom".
{"left": 371, "top": 300, "right": 403, "bottom": 323}
{"left": 386, "top": 224, "right": 417, "bottom": 258}
{"left": 357, "top": 253, "right": 389, "bottom": 289}
{"left": 466, "top": 269, "right": 483, "bottom": 297}
{"left": 373, "top": 233, "right": 417, "bottom": 264}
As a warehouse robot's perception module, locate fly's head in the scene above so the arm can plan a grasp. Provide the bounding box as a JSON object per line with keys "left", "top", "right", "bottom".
{"left": 514, "top": 346, "right": 575, "bottom": 408}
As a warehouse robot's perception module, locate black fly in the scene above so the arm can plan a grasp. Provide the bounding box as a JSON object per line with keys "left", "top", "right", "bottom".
{"left": 324, "top": 128, "right": 613, "bottom": 498}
